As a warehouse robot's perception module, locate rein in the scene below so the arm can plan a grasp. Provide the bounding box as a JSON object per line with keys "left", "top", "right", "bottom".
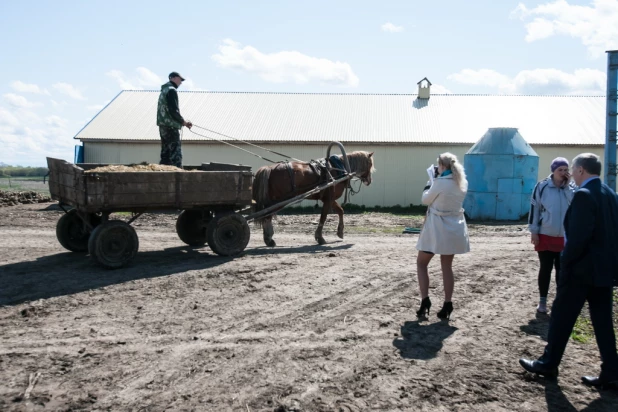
{"left": 343, "top": 177, "right": 364, "bottom": 205}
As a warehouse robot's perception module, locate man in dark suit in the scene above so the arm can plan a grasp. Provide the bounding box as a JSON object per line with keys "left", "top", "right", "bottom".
{"left": 519, "top": 153, "right": 618, "bottom": 388}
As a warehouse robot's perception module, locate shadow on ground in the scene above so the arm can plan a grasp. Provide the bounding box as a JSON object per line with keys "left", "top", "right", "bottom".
{"left": 393, "top": 320, "right": 458, "bottom": 360}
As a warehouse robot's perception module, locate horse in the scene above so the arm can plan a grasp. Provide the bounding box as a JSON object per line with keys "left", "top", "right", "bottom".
{"left": 252, "top": 151, "right": 375, "bottom": 246}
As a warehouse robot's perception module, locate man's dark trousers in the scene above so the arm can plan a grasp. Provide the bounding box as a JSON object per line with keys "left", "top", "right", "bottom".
{"left": 159, "top": 126, "right": 182, "bottom": 168}
{"left": 542, "top": 280, "right": 618, "bottom": 379}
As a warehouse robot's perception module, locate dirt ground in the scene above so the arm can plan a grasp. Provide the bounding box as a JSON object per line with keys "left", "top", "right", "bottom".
{"left": 1, "top": 203, "right": 617, "bottom": 412}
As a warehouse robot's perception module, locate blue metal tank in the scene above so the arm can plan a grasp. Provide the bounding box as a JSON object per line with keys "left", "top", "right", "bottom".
{"left": 463, "top": 128, "right": 539, "bottom": 220}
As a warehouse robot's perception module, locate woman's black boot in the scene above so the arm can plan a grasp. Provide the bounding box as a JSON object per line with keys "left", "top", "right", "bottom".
{"left": 416, "top": 297, "right": 431, "bottom": 318}
{"left": 437, "top": 302, "right": 453, "bottom": 320}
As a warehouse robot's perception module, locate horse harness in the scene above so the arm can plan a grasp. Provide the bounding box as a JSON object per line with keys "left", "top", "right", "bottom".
{"left": 280, "top": 157, "right": 346, "bottom": 195}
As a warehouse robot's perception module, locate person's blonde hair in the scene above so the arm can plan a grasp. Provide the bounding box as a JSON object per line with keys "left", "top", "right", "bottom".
{"left": 438, "top": 152, "right": 468, "bottom": 191}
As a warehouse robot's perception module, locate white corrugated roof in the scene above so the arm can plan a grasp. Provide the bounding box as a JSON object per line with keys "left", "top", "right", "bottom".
{"left": 76, "top": 91, "right": 606, "bottom": 145}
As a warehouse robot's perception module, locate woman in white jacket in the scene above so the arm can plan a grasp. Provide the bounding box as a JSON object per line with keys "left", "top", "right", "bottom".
{"left": 415, "top": 152, "right": 470, "bottom": 320}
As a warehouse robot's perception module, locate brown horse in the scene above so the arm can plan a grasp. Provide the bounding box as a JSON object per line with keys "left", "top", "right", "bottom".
{"left": 252, "top": 151, "right": 375, "bottom": 246}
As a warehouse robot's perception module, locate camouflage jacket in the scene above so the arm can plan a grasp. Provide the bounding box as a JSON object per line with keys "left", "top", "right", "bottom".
{"left": 157, "top": 81, "right": 184, "bottom": 129}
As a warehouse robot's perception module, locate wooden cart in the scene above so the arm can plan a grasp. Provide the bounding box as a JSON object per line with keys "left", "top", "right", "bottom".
{"left": 46, "top": 157, "right": 253, "bottom": 269}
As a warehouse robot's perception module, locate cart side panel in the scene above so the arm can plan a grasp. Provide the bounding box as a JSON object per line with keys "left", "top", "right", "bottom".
{"left": 175, "top": 171, "right": 252, "bottom": 207}
{"left": 46, "top": 157, "right": 86, "bottom": 207}
{"left": 85, "top": 172, "right": 177, "bottom": 209}
{"left": 83, "top": 170, "right": 253, "bottom": 210}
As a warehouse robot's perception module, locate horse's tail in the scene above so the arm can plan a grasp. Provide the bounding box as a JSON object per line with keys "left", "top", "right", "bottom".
{"left": 252, "top": 165, "right": 272, "bottom": 227}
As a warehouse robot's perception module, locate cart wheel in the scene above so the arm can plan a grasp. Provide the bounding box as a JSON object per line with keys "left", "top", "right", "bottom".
{"left": 56, "top": 209, "right": 101, "bottom": 252}
{"left": 206, "top": 213, "right": 250, "bottom": 256}
{"left": 176, "top": 210, "right": 211, "bottom": 246}
{"left": 88, "top": 220, "right": 139, "bottom": 269}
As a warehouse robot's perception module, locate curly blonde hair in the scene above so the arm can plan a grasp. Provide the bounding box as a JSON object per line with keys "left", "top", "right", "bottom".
{"left": 438, "top": 152, "right": 468, "bottom": 192}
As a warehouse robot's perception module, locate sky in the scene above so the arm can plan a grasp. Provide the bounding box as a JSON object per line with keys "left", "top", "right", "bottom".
{"left": 1, "top": 0, "right": 617, "bottom": 167}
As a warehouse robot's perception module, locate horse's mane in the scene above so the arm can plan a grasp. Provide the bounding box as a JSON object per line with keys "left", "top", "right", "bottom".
{"left": 343, "top": 151, "right": 376, "bottom": 174}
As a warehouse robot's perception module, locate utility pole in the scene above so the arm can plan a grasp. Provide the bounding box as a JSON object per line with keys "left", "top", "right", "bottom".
{"left": 605, "top": 50, "right": 618, "bottom": 191}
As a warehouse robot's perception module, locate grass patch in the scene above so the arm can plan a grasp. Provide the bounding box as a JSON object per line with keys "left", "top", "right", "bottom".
{"left": 570, "top": 294, "right": 618, "bottom": 344}
{"left": 571, "top": 315, "right": 594, "bottom": 344}
{"left": 0, "top": 177, "right": 50, "bottom": 195}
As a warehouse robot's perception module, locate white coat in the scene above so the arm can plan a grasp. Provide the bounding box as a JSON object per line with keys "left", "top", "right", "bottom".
{"left": 416, "top": 174, "right": 470, "bottom": 255}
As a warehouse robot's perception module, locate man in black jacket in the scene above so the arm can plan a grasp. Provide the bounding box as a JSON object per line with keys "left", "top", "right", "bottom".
{"left": 157, "top": 72, "right": 192, "bottom": 168}
{"left": 519, "top": 153, "right": 618, "bottom": 388}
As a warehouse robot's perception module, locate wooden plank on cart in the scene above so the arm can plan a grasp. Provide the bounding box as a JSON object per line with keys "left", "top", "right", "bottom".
{"left": 201, "top": 162, "right": 252, "bottom": 172}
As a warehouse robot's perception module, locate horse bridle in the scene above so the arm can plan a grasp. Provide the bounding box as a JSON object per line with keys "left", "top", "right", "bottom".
{"left": 358, "top": 171, "right": 371, "bottom": 185}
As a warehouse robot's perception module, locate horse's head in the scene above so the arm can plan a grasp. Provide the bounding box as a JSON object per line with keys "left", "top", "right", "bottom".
{"left": 348, "top": 151, "right": 375, "bottom": 186}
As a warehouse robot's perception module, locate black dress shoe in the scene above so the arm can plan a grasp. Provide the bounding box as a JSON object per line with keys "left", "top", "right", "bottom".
{"left": 581, "top": 376, "right": 618, "bottom": 389}
{"left": 519, "top": 358, "right": 558, "bottom": 379}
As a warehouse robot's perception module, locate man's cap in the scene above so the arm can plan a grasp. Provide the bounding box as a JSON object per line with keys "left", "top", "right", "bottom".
{"left": 168, "top": 72, "right": 186, "bottom": 81}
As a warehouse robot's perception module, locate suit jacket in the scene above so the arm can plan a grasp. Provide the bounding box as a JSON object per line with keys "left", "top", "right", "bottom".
{"left": 561, "top": 178, "right": 618, "bottom": 287}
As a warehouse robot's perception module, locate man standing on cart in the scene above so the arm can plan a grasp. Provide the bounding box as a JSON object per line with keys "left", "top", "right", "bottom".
{"left": 157, "top": 71, "right": 192, "bottom": 168}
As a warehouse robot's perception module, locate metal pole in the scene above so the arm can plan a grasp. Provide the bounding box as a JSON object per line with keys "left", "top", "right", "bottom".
{"left": 326, "top": 141, "right": 351, "bottom": 173}
{"left": 604, "top": 50, "right": 618, "bottom": 191}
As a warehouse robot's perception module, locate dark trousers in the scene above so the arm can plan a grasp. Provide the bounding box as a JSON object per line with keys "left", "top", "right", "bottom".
{"left": 542, "top": 281, "right": 618, "bottom": 379}
{"left": 538, "top": 251, "right": 561, "bottom": 298}
{"left": 159, "top": 126, "right": 182, "bottom": 168}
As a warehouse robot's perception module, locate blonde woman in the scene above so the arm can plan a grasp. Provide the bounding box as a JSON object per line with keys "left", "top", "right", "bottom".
{"left": 415, "top": 153, "right": 470, "bottom": 320}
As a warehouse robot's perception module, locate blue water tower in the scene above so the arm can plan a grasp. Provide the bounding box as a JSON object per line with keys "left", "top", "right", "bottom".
{"left": 463, "top": 128, "right": 539, "bottom": 220}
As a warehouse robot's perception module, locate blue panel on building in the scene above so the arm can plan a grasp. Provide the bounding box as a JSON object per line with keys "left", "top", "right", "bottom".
{"left": 463, "top": 128, "right": 539, "bottom": 221}
{"left": 74, "top": 145, "right": 84, "bottom": 164}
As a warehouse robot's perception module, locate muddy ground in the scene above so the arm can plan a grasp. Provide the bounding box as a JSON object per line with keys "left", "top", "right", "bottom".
{"left": 0, "top": 203, "right": 617, "bottom": 411}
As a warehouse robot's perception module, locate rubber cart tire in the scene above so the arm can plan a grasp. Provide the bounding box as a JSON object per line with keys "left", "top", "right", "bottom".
{"left": 88, "top": 220, "right": 139, "bottom": 269}
{"left": 206, "top": 213, "right": 250, "bottom": 256}
{"left": 176, "top": 210, "right": 211, "bottom": 246}
{"left": 56, "top": 209, "right": 100, "bottom": 252}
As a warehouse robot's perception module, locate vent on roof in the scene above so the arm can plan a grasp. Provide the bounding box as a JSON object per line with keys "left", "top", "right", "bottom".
{"left": 417, "top": 77, "right": 432, "bottom": 99}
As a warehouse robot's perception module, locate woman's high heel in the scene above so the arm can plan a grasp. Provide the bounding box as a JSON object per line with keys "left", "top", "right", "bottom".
{"left": 437, "top": 302, "right": 453, "bottom": 320}
{"left": 416, "top": 297, "right": 431, "bottom": 318}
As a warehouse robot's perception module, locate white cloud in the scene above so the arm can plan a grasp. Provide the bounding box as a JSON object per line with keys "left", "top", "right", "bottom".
{"left": 52, "top": 82, "right": 86, "bottom": 100}
{"left": 511, "top": 68, "right": 606, "bottom": 94}
{"left": 448, "top": 67, "right": 606, "bottom": 95}
{"left": 87, "top": 104, "right": 106, "bottom": 112}
{"left": 106, "top": 70, "right": 140, "bottom": 90}
{"left": 0, "top": 107, "right": 75, "bottom": 166}
{"left": 511, "top": 0, "right": 618, "bottom": 57}
{"left": 0, "top": 107, "right": 20, "bottom": 127}
{"left": 212, "top": 39, "right": 359, "bottom": 87}
{"left": 106, "top": 67, "right": 169, "bottom": 90}
{"left": 3, "top": 93, "right": 43, "bottom": 108}
{"left": 430, "top": 84, "right": 452, "bottom": 94}
{"left": 381, "top": 22, "right": 404, "bottom": 33}
{"left": 447, "top": 69, "right": 511, "bottom": 88}
{"left": 51, "top": 100, "right": 68, "bottom": 110}
{"left": 10, "top": 81, "right": 50, "bottom": 95}
{"left": 136, "top": 67, "right": 163, "bottom": 87}
{"left": 45, "top": 115, "right": 69, "bottom": 128}
{"left": 181, "top": 79, "right": 208, "bottom": 92}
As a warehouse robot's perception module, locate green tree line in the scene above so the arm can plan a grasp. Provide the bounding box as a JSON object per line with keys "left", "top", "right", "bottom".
{"left": 0, "top": 166, "right": 49, "bottom": 177}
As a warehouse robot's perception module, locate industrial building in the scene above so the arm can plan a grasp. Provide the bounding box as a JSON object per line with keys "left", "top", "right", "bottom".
{"left": 75, "top": 81, "right": 609, "bottom": 207}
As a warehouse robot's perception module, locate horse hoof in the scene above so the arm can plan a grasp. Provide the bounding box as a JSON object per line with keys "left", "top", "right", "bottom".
{"left": 337, "top": 232, "right": 344, "bottom": 239}
{"left": 267, "top": 240, "right": 276, "bottom": 247}
{"left": 316, "top": 238, "right": 326, "bottom": 245}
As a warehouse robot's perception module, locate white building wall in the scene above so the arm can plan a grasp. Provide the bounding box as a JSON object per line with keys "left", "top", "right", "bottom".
{"left": 83, "top": 142, "right": 609, "bottom": 207}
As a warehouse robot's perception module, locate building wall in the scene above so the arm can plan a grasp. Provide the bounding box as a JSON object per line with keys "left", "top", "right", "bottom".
{"left": 83, "top": 141, "right": 608, "bottom": 207}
